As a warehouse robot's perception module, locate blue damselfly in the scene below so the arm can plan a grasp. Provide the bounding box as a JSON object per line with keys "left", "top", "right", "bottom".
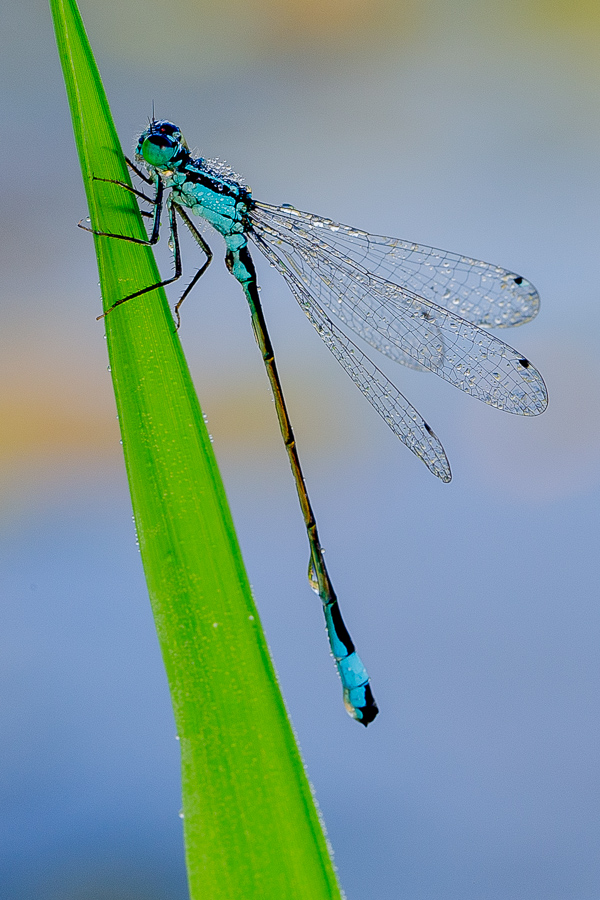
{"left": 82, "top": 120, "right": 547, "bottom": 725}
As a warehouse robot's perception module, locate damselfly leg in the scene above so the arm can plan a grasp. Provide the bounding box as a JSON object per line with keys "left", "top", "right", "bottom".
{"left": 79, "top": 160, "right": 212, "bottom": 326}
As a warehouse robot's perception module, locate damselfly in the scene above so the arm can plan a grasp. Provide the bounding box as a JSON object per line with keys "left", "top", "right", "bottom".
{"left": 82, "top": 119, "right": 547, "bottom": 726}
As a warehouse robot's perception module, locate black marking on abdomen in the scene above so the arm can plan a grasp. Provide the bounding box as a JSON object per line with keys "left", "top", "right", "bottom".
{"left": 358, "top": 686, "right": 379, "bottom": 726}
{"left": 239, "top": 244, "right": 257, "bottom": 279}
{"left": 329, "top": 600, "right": 355, "bottom": 655}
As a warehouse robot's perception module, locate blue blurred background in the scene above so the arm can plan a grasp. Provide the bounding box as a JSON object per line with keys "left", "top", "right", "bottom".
{"left": 2, "top": 1, "right": 600, "bottom": 897}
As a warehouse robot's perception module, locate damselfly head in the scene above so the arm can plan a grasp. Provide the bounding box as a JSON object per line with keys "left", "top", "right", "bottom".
{"left": 136, "top": 119, "right": 189, "bottom": 170}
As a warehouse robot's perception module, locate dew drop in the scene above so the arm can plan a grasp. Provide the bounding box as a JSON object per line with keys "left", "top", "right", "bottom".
{"left": 307, "top": 559, "right": 319, "bottom": 594}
